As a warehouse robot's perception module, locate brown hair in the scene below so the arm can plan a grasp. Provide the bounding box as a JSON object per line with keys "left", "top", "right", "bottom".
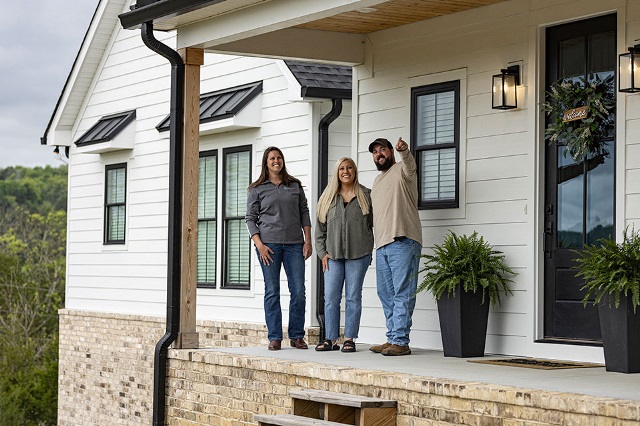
{"left": 248, "top": 146, "right": 301, "bottom": 189}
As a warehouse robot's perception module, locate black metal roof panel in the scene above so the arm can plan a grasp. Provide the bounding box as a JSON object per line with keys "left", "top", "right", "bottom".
{"left": 284, "top": 61, "right": 352, "bottom": 100}
{"left": 157, "top": 81, "right": 262, "bottom": 131}
{"left": 75, "top": 110, "right": 136, "bottom": 146}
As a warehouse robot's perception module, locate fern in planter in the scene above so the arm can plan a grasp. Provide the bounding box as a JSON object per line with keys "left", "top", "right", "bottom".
{"left": 575, "top": 227, "right": 640, "bottom": 312}
{"left": 417, "top": 231, "right": 516, "bottom": 306}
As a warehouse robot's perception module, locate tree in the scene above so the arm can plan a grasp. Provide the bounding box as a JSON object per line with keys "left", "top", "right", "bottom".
{"left": 0, "top": 165, "right": 67, "bottom": 425}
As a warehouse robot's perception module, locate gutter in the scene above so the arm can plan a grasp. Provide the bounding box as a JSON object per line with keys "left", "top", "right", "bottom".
{"left": 316, "top": 98, "right": 343, "bottom": 341}
{"left": 140, "top": 21, "right": 185, "bottom": 426}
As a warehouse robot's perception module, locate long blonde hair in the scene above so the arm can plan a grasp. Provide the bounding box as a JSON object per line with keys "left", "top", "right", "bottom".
{"left": 317, "top": 157, "right": 370, "bottom": 223}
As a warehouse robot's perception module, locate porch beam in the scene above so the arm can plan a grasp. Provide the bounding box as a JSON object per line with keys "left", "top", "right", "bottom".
{"left": 211, "top": 28, "right": 365, "bottom": 65}
{"left": 176, "top": 0, "right": 384, "bottom": 50}
{"left": 176, "top": 47, "right": 204, "bottom": 349}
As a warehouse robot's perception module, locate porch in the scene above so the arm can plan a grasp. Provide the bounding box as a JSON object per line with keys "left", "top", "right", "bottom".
{"left": 165, "top": 343, "right": 640, "bottom": 425}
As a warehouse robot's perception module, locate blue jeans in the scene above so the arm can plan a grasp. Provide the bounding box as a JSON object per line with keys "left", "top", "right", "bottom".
{"left": 323, "top": 254, "right": 371, "bottom": 341}
{"left": 257, "top": 243, "right": 306, "bottom": 341}
{"left": 375, "top": 238, "right": 422, "bottom": 346}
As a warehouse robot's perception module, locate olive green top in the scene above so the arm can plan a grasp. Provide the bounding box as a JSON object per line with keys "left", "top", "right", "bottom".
{"left": 315, "top": 186, "right": 374, "bottom": 260}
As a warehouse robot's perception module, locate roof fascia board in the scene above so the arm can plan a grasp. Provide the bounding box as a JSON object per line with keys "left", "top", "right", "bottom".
{"left": 119, "top": 0, "right": 227, "bottom": 29}
{"left": 208, "top": 28, "right": 364, "bottom": 65}
{"left": 301, "top": 87, "right": 351, "bottom": 100}
{"left": 276, "top": 60, "right": 304, "bottom": 102}
{"left": 176, "top": 0, "right": 383, "bottom": 49}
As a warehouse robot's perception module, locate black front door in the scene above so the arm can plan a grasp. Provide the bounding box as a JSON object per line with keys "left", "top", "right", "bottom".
{"left": 543, "top": 14, "right": 616, "bottom": 342}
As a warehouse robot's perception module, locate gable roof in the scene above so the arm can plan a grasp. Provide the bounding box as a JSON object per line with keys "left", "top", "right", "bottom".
{"left": 41, "top": 0, "right": 128, "bottom": 146}
{"left": 284, "top": 61, "right": 352, "bottom": 100}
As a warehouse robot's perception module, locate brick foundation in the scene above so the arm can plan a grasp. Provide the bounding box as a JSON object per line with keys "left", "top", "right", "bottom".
{"left": 58, "top": 310, "right": 640, "bottom": 425}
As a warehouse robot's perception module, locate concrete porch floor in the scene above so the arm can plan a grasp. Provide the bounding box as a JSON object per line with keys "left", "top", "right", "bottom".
{"left": 207, "top": 344, "right": 640, "bottom": 403}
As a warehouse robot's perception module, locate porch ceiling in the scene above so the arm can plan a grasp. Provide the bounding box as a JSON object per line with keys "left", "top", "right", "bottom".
{"left": 122, "top": 0, "right": 509, "bottom": 34}
{"left": 294, "top": 0, "right": 510, "bottom": 34}
{"left": 120, "top": 0, "right": 510, "bottom": 64}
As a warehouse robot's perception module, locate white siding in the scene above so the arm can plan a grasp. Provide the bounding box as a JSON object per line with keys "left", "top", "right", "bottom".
{"left": 62, "top": 0, "right": 640, "bottom": 364}
{"left": 65, "top": 24, "right": 321, "bottom": 332}
{"left": 353, "top": 0, "right": 638, "bottom": 363}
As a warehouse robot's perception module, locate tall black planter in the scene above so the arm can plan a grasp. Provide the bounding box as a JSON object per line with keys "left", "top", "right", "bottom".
{"left": 599, "top": 294, "right": 640, "bottom": 373}
{"left": 437, "top": 284, "right": 490, "bottom": 357}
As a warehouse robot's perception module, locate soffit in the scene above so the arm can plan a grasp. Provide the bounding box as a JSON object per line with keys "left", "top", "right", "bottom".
{"left": 122, "top": 0, "right": 509, "bottom": 33}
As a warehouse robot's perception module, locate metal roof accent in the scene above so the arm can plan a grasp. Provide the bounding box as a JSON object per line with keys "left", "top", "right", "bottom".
{"left": 75, "top": 110, "right": 136, "bottom": 146}
{"left": 285, "top": 61, "right": 352, "bottom": 100}
{"left": 156, "top": 81, "right": 262, "bottom": 131}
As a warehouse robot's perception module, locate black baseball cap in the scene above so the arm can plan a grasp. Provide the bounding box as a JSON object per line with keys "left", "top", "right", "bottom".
{"left": 368, "top": 138, "right": 393, "bottom": 153}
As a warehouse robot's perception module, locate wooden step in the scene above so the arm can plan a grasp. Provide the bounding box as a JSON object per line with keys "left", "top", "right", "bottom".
{"left": 255, "top": 414, "right": 347, "bottom": 426}
{"left": 289, "top": 389, "right": 396, "bottom": 426}
{"left": 289, "top": 389, "right": 397, "bottom": 409}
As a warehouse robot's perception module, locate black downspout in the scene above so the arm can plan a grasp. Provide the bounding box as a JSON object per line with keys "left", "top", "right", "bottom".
{"left": 316, "top": 98, "right": 343, "bottom": 341}
{"left": 140, "top": 22, "right": 185, "bottom": 426}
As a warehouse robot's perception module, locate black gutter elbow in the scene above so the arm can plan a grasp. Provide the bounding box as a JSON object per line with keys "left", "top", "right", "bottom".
{"left": 140, "top": 21, "right": 185, "bottom": 426}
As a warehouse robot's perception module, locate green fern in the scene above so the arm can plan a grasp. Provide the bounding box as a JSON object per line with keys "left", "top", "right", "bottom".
{"left": 417, "top": 231, "right": 516, "bottom": 306}
{"left": 575, "top": 227, "right": 640, "bottom": 312}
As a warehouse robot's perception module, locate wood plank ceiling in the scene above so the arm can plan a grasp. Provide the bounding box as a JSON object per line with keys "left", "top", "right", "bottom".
{"left": 295, "top": 0, "right": 509, "bottom": 34}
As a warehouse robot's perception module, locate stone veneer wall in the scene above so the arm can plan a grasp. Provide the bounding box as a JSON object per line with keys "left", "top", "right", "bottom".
{"left": 166, "top": 349, "right": 640, "bottom": 426}
{"left": 58, "top": 309, "right": 283, "bottom": 425}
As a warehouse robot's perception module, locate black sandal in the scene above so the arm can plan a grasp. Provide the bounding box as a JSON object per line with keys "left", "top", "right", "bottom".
{"left": 315, "top": 339, "right": 339, "bottom": 351}
{"left": 341, "top": 340, "right": 356, "bottom": 353}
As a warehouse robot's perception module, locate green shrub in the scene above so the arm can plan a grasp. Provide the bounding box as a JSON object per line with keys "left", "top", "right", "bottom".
{"left": 575, "top": 227, "right": 640, "bottom": 312}
{"left": 417, "top": 231, "right": 516, "bottom": 306}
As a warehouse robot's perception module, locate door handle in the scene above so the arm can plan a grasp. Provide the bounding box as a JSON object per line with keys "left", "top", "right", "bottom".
{"left": 544, "top": 221, "right": 553, "bottom": 258}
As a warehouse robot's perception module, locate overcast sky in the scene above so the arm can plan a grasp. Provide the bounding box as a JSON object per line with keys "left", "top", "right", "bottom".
{"left": 0, "top": 1, "right": 98, "bottom": 169}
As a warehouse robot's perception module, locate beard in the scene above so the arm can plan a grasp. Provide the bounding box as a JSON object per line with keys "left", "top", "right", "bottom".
{"left": 375, "top": 155, "right": 394, "bottom": 171}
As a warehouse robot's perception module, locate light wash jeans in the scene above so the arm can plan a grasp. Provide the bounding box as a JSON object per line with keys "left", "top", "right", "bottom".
{"left": 323, "top": 254, "right": 371, "bottom": 341}
{"left": 256, "top": 243, "right": 306, "bottom": 342}
{"left": 375, "top": 238, "right": 422, "bottom": 346}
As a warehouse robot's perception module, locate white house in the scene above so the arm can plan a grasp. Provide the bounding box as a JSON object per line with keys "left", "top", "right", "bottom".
{"left": 44, "top": 0, "right": 640, "bottom": 424}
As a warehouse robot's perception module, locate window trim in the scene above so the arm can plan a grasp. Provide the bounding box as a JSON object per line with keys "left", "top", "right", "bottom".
{"left": 221, "top": 145, "right": 252, "bottom": 290}
{"left": 197, "top": 149, "right": 218, "bottom": 289}
{"left": 104, "top": 163, "right": 127, "bottom": 245}
{"left": 410, "top": 80, "right": 460, "bottom": 210}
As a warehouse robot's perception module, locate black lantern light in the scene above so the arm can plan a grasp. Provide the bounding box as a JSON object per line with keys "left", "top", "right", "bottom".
{"left": 619, "top": 46, "right": 640, "bottom": 93}
{"left": 492, "top": 65, "right": 520, "bottom": 110}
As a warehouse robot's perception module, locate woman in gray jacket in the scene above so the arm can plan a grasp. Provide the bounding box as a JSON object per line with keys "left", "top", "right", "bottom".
{"left": 315, "top": 157, "right": 373, "bottom": 352}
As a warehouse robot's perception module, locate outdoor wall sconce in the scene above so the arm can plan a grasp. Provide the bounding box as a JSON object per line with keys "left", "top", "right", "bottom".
{"left": 619, "top": 46, "right": 640, "bottom": 93}
{"left": 492, "top": 65, "right": 520, "bottom": 109}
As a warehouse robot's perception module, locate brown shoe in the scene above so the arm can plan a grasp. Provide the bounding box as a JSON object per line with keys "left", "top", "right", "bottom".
{"left": 381, "top": 344, "right": 411, "bottom": 356}
{"left": 268, "top": 340, "right": 281, "bottom": 351}
{"left": 369, "top": 342, "right": 392, "bottom": 353}
{"left": 290, "top": 338, "right": 308, "bottom": 349}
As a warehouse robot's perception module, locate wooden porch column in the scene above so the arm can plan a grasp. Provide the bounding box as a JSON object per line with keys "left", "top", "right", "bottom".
{"left": 176, "top": 47, "right": 204, "bottom": 348}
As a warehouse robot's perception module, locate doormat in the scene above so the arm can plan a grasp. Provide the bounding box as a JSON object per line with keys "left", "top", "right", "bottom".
{"left": 468, "top": 358, "right": 603, "bottom": 370}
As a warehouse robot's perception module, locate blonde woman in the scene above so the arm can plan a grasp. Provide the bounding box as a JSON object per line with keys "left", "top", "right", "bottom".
{"left": 315, "top": 158, "right": 373, "bottom": 352}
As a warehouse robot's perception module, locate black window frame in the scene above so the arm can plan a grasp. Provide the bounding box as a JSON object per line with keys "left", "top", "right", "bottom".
{"left": 221, "top": 145, "right": 252, "bottom": 290}
{"left": 410, "top": 80, "right": 460, "bottom": 210}
{"left": 104, "top": 163, "right": 127, "bottom": 245}
{"left": 197, "top": 150, "right": 218, "bottom": 288}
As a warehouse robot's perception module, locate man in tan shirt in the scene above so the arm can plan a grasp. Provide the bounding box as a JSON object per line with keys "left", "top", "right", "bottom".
{"left": 368, "top": 137, "right": 423, "bottom": 356}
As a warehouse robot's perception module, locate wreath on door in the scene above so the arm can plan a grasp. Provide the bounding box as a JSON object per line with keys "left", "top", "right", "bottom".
{"left": 542, "top": 74, "right": 615, "bottom": 162}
